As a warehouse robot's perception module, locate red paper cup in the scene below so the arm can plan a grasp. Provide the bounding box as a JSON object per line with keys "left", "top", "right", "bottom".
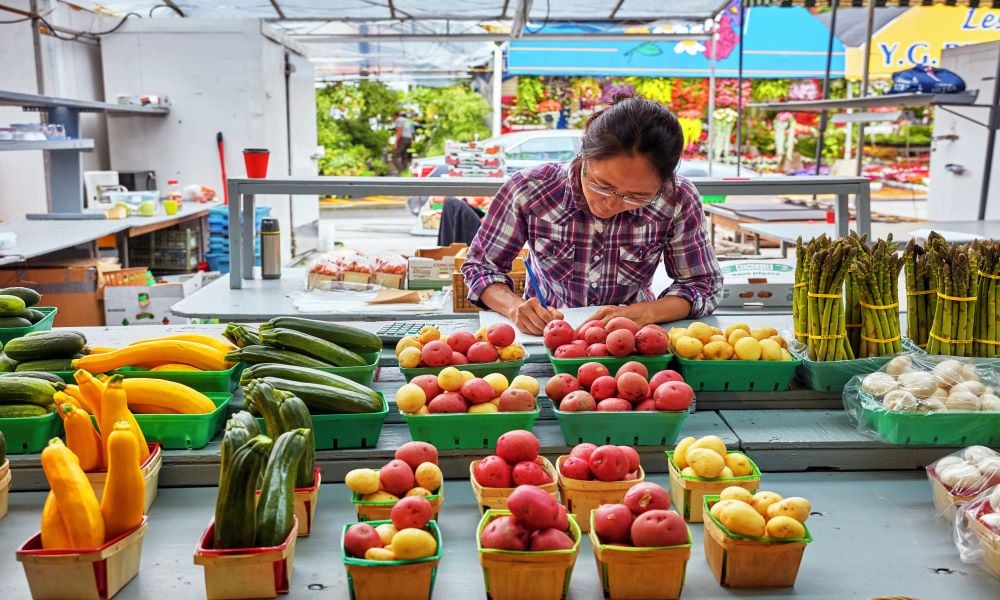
{"left": 244, "top": 148, "right": 270, "bottom": 178}
{"left": 825, "top": 210, "right": 835, "bottom": 224}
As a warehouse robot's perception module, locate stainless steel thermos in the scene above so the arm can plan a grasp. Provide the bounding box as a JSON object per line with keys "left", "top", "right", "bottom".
{"left": 260, "top": 218, "right": 281, "bottom": 279}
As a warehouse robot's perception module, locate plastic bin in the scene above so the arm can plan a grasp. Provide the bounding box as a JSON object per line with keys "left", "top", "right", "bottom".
{"left": 0, "top": 411, "right": 62, "bottom": 454}
{"left": 257, "top": 394, "right": 389, "bottom": 450}
{"left": 353, "top": 477, "right": 443, "bottom": 522}
{"left": 0, "top": 306, "right": 56, "bottom": 345}
{"left": 115, "top": 363, "right": 242, "bottom": 392}
{"left": 551, "top": 400, "right": 688, "bottom": 446}
{"left": 547, "top": 350, "right": 673, "bottom": 378}
{"left": 342, "top": 520, "right": 442, "bottom": 600}
{"left": 402, "top": 406, "right": 540, "bottom": 450}
{"left": 862, "top": 402, "right": 1000, "bottom": 446}
{"left": 399, "top": 357, "right": 526, "bottom": 383}
{"left": 316, "top": 351, "right": 380, "bottom": 387}
{"left": 135, "top": 392, "right": 231, "bottom": 450}
{"left": 795, "top": 337, "right": 923, "bottom": 392}
{"left": 675, "top": 356, "right": 801, "bottom": 392}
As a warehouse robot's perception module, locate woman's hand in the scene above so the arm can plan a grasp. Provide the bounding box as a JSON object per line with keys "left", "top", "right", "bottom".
{"left": 583, "top": 297, "right": 692, "bottom": 329}
{"left": 508, "top": 298, "right": 564, "bottom": 335}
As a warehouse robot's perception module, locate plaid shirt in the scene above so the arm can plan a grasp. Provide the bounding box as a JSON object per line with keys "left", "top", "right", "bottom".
{"left": 461, "top": 161, "right": 723, "bottom": 317}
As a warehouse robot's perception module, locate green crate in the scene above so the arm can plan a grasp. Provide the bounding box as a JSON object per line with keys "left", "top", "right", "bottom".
{"left": 795, "top": 338, "right": 923, "bottom": 392}
{"left": 352, "top": 474, "right": 443, "bottom": 521}
{"left": 342, "top": 520, "right": 443, "bottom": 600}
{"left": 547, "top": 350, "right": 673, "bottom": 377}
{"left": 550, "top": 398, "right": 689, "bottom": 445}
{"left": 675, "top": 356, "right": 801, "bottom": 392}
{"left": 863, "top": 402, "right": 1000, "bottom": 446}
{"left": 114, "top": 363, "right": 244, "bottom": 392}
{"left": 399, "top": 357, "right": 525, "bottom": 383}
{"left": 256, "top": 394, "right": 388, "bottom": 450}
{"left": 402, "top": 406, "right": 540, "bottom": 449}
{"left": 134, "top": 392, "right": 231, "bottom": 450}
{"left": 0, "top": 307, "right": 56, "bottom": 345}
{"left": 0, "top": 411, "right": 62, "bottom": 454}
{"left": 316, "top": 351, "right": 380, "bottom": 387}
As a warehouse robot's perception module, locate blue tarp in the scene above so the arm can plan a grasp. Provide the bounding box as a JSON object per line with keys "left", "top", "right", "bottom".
{"left": 507, "top": 7, "right": 845, "bottom": 79}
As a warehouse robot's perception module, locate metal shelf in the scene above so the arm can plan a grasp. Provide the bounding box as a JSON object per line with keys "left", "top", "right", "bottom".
{"left": 748, "top": 90, "right": 979, "bottom": 112}
{"left": 0, "top": 90, "right": 169, "bottom": 116}
{"left": 0, "top": 139, "right": 95, "bottom": 151}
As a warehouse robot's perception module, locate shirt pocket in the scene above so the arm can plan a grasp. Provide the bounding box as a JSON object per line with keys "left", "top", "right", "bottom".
{"left": 532, "top": 237, "right": 576, "bottom": 283}
{"left": 617, "top": 242, "right": 663, "bottom": 285}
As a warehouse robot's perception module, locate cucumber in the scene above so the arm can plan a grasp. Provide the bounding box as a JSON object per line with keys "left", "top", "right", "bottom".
{"left": 0, "top": 287, "right": 41, "bottom": 308}
{"left": 0, "top": 377, "right": 57, "bottom": 407}
{"left": 0, "top": 354, "right": 17, "bottom": 373}
{"left": 260, "top": 328, "right": 366, "bottom": 367}
{"left": 26, "top": 329, "right": 87, "bottom": 344}
{"left": 255, "top": 429, "right": 308, "bottom": 547}
{"left": 240, "top": 363, "right": 375, "bottom": 397}
{"left": 15, "top": 359, "right": 75, "bottom": 372}
{"left": 277, "top": 395, "right": 315, "bottom": 488}
{"left": 18, "top": 309, "right": 45, "bottom": 324}
{"left": 0, "top": 317, "right": 31, "bottom": 328}
{"left": 0, "top": 295, "right": 27, "bottom": 317}
{"left": 226, "top": 345, "right": 333, "bottom": 368}
{"left": 260, "top": 317, "right": 382, "bottom": 353}
{"left": 4, "top": 332, "right": 86, "bottom": 361}
{"left": 251, "top": 376, "right": 382, "bottom": 414}
{"left": 0, "top": 403, "right": 50, "bottom": 418}
{"left": 229, "top": 410, "right": 261, "bottom": 437}
{"left": 2, "top": 371, "right": 67, "bottom": 388}
{"left": 214, "top": 435, "right": 272, "bottom": 549}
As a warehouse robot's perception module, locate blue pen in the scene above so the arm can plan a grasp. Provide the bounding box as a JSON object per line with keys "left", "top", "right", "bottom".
{"left": 524, "top": 258, "right": 548, "bottom": 309}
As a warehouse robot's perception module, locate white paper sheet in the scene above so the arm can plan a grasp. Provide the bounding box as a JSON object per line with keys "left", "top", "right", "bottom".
{"left": 478, "top": 306, "right": 601, "bottom": 343}
{"left": 291, "top": 290, "right": 448, "bottom": 314}
{"left": 908, "top": 229, "right": 985, "bottom": 244}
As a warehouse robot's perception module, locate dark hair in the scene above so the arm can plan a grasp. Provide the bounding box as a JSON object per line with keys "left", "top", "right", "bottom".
{"left": 580, "top": 94, "right": 684, "bottom": 188}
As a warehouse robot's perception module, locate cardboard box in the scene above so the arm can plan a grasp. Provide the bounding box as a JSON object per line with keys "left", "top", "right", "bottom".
{"left": 0, "top": 259, "right": 113, "bottom": 326}
{"left": 408, "top": 243, "right": 467, "bottom": 290}
{"left": 103, "top": 271, "right": 209, "bottom": 326}
{"left": 718, "top": 259, "right": 795, "bottom": 308}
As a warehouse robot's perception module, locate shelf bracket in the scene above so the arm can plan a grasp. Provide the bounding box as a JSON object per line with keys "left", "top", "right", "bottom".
{"left": 936, "top": 106, "right": 997, "bottom": 131}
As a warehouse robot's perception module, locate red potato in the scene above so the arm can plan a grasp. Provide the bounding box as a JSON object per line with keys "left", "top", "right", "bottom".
{"left": 577, "top": 362, "right": 611, "bottom": 390}
{"left": 587, "top": 343, "right": 611, "bottom": 357}
{"left": 606, "top": 329, "right": 637, "bottom": 357}
{"left": 530, "top": 528, "right": 575, "bottom": 551}
{"left": 653, "top": 381, "right": 694, "bottom": 411}
{"left": 420, "top": 341, "right": 452, "bottom": 367}
{"left": 577, "top": 320, "right": 604, "bottom": 341}
{"left": 409, "top": 375, "right": 443, "bottom": 404}
{"left": 507, "top": 485, "right": 563, "bottom": 532}
{"left": 617, "top": 446, "right": 641, "bottom": 473}
{"left": 570, "top": 339, "right": 589, "bottom": 350}
{"left": 446, "top": 330, "right": 477, "bottom": 355}
{"left": 427, "top": 391, "right": 468, "bottom": 414}
{"left": 390, "top": 495, "right": 433, "bottom": 530}
{"left": 623, "top": 482, "right": 671, "bottom": 515}
{"left": 630, "top": 510, "right": 688, "bottom": 547}
{"left": 558, "top": 390, "right": 597, "bottom": 412}
{"left": 606, "top": 317, "right": 640, "bottom": 334}
{"left": 543, "top": 320, "right": 576, "bottom": 351}
{"left": 379, "top": 459, "right": 416, "bottom": 496}
{"left": 624, "top": 471, "right": 639, "bottom": 481}
{"left": 648, "top": 370, "right": 684, "bottom": 395}
{"left": 596, "top": 398, "right": 632, "bottom": 412}
{"left": 544, "top": 373, "right": 581, "bottom": 404}
{"left": 496, "top": 430, "right": 540, "bottom": 465}
{"left": 512, "top": 460, "right": 552, "bottom": 486}
{"left": 635, "top": 325, "right": 669, "bottom": 356}
{"left": 616, "top": 372, "right": 649, "bottom": 404}
{"left": 344, "top": 523, "right": 383, "bottom": 558}
{"left": 554, "top": 344, "right": 587, "bottom": 359}
{"left": 395, "top": 441, "right": 439, "bottom": 470}
{"left": 584, "top": 326, "right": 608, "bottom": 345}
{"left": 474, "top": 455, "right": 514, "bottom": 488}
{"left": 466, "top": 342, "right": 500, "bottom": 363}
{"left": 480, "top": 515, "right": 530, "bottom": 551}
{"left": 459, "top": 378, "right": 496, "bottom": 405}
{"left": 635, "top": 399, "right": 657, "bottom": 411}
{"left": 498, "top": 387, "right": 536, "bottom": 412}
{"left": 593, "top": 503, "right": 634, "bottom": 544}
{"left": 487, "top": 323, "right": 516, "bottom": 348}
{"left": 589, "top": 375, "right": 619, "bottom": 401}
{"left": 569, "top": 443, "right": 598, "bottom": 461}
{"left": 589, "top": 445, "right": 629, "bottom": 482}
{"left": 451, "top": 351, "right": 469, "bottom": 365}
{"left": 553, "top": 504, "right": 570, "bottom": 531}
{"left": 560, "top": 456, "right": 592, "bottom": 480}
{"left": 616, "top": 361, "right": 649, "bottom": 379}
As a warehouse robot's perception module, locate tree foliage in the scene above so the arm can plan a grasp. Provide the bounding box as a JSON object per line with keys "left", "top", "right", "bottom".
{"left": 405, "top": 85, "right": 491, "bottom": 157}
{"left": 315, "top": 81, "right": 402, "bottom": 175}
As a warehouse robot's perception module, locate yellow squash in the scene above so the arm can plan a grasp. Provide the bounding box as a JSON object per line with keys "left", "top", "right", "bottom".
{"left": 61, "top": 403, "right": 103, "bottom": 472}
{"left": 120, "top": 378, "right": 216, "bottom": 414}
{"left": 39, "top": 438, "right": 105, "bottom": 549}
{"left": 87, "top": 346, "right": 117, "bottom": 354}
{"left": 73, "top": 370, "right": 105, "bottom": 425}
{"left": 100, "top": 421, "right": 145, "bottom": 541}
{"left": 150, "top": 363, "right": 203, "bottom": 372}
{"left": 129, "top": 333, "right": 236, "bottom": 353}
{"left": 100, "top": 376, "right": 150, "bottom": 464}
{"left": 52, "top": 392, "right": 82, "bottom": 418}
{"left": 40, "top": 492, "right": 72, "bottom": 550}
{"left": 61, "top": 384, "right": 93, "bottom": 414}
{"left": 73, "top": 340, "right": 231, "bottom": 372}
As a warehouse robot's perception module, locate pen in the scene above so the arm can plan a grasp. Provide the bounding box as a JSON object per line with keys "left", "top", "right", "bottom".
{"left": 524, "top": 258, "right": 548, "bottom": 309}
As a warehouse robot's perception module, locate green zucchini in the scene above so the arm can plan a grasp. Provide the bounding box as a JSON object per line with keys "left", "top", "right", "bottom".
{"left": 226, "top": 345, "right": 332, "bottom": 368}
{"left": 220, "top": 420, "right": 252, "bottom": 480}
{"left": 260, "top": 328, "right": 366, "bottom": 367}
{"left": 229, "top": 410, "right": 260, "bottom": 437}
{"left": 18, "top": 308, "right": 44, "bottom": 324}
{"left": 4, "top": 332, "right": 86, "bottom": 362}
{"left": 2, "top": 371, "right": 67, "bottom": 388}
{"left": 27, "top": 329, "right": 87, "bottom": 344}
{"left": 15, "top": 359, "right": 75, "bottom": 372}
{"left": 0, "top": 354, "right": 17, "bottom": 373}
{"left": 0, "top": 377, "right": 57, "bottom": 407}
{"left": 256, "top": 429, "right": 308, "bottom": 547}
{"left": 0, "top": 317, "right": 31, "bottom": 328}
{"left": 240, "top": 363, "right": 375, "bottom": 397}
{"left": 0, "top": 287, "right": 41, "bottom": 308}
{"left": 0, "top": 403, "right": 50, "bottom": 418}
{"left": 277, "top": 395, "right": 315, "bottom": 488}
{"left": 246, "top": 382, "right": 284, "bottom": 441}
{"left": 214, "top": 434, "right": 272, "bottom": 549}
{"left": 260, "top": 316, "right": 382, "bottom": 353}
{"left": 252, "top": 376, "right": 382, "bottom": 414}
{"left": 224, "top": 323, "right": 260, "bottom": 348}
{"left": 0, "top": 295, "right": 26, "bottom": 317}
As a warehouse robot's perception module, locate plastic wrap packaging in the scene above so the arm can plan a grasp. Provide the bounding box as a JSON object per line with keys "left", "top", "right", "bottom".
{"left": 372, "top": 254, "right": 407, "bottom": 289}
{"left": 954, "top": 483, "right": 1000, "bottom": 578}
{"left": 306, "top": 250, "right": 375, "bottom": 291}
{"left": 787, "top": 334, "right": 920, "bottom": 393}
{"left": 843, "top": 355, "right": 1000, "bottom": 445}
{"left": 926, "top": 446, "right": 1000, "bottom": 520}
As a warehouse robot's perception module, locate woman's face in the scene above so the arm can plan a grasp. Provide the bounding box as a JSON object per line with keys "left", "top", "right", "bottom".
{"left": 580, "top": 154, "right": 663, "bottom": 220}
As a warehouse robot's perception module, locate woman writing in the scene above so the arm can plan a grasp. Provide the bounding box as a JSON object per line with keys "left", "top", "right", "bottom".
{"left": 461, "top": 95, "right": 723, "bottom": 334}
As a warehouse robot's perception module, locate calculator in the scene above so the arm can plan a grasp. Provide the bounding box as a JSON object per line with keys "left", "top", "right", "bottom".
{"left": 375, "top": 320, "right": 469, "bottom": 343}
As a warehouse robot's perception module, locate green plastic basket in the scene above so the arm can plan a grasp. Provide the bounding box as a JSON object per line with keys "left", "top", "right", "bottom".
{"left": 675, "top": 356, "right": 801, "bottom": 392}
{"left": 0, "top": 410, "right": 62, "bottom": 454}
{"left": 0, "top": 307, "right": 56, "bottom": 345}
{"left": 351, "top": 475, "right": 443, "bottom": 521}
{"left": 863, "top": 403, "right": 1000, "bottom": 446}
{"left": 399, "top": 357, "right": 525, "bottom": 383}
{"left": 316, "top": 351, "right": 380, "bottom": 387}
{"left": 795, "top": 338, "right": 923, "bottom": 392}
{"left": 114, "top": 363, "right": 243, "bottom": 392}
{"left": 257, "top": 394, "right": 389, "bottom": 450}
{"left": 134, "top": 392, "right": 231, "bottom": 450}
{"left": 551, "top": 399, "right": 689, "bottom": 445}
{"left": 702, "top": 495, "right": 813, "bottom": 543}
{"left": 341, "top": 520, "right": 443, "bottom": 600}
{"left": 402, "top": 406, "right": 540, "bottom": 449}
{"left": 547, "top": 350, "right": 673, "bottom": 377}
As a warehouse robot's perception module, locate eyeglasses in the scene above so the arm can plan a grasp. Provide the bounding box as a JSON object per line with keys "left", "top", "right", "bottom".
{"left": 581, "top": 161, "right": 661, "bottom": 207}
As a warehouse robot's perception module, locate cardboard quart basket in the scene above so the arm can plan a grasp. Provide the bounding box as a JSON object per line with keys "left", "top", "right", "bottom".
{"left": 702, "top": 496, "right": 812, "bottom": 588}
{"left": 666, "top": 450, "right": 761, "bottom": 523}
{"left": 193, "top": 518, "right": 298, "bottom": 600}
{"left": 470, "top": 456, "right": 558, "bottom": 514}
{"left": 16, "top": 517, "right": 148, "bottom": 600}
{"left": 967, "top": 510, "right": 1000, "bottom": 578}
{"left": 927, "top": 466, "right": 981, "bottom": 523}
{"left": 86, "top": 443, "right": 162, "bottom": 514}
{"left": 0, "top": 459, "right": 10, "bottom": 521}
{"left": 352, "top": 474, "right": 443, "bottom": 523}
{"left": 342, "top": 520, "right": 443, "bottom": 600}
{"left": 588, "top": 511, "right": 692, "bottom": 600}
{"left": 477, "top": 509, "right": 581, "bottom": 600}
{"left": 258, "top": 468, "right": 322, "bottom": 536}
{"left": 555, "top": 455, "right": 645, "bottom": 533}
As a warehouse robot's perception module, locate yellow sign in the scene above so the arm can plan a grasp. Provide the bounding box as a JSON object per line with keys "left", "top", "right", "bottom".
{"left": 845, "top": 6, "right": 1000, "bottom": 79}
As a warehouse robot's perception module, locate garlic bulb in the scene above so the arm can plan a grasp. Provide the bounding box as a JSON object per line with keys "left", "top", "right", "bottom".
{"left": 976, "top": 457, "right": 1000, "bottom": 479}
{"left": 963, "top": 446, "right": 999, "bottom": 465}
{"left": 979, "top": 394, "right": 1000, "bottom": 412}
{"left": 958, "top": 363, "right": 981, "bottom": 383}
{"left": 862, "top": 372, "right": 898, "bottom": 397}
{"left": 938, "top": 463, "right": 982, "bottom": 490}
{"left": 944, "top": 392, "right": 981, "bottom": 411}
{"left": 935, "top": 456, "right": 966, "bottom": 472}
{"left": 982, "top": 512, "right": 1000, "bottom": 533}
{"left": 950, "top": 380, "right": 986, "bottom": 397}
{"left": 932, "top": 359, "right": 965, "bottom": 387}
{"left": 931, "top": 387, "right": 949, "bottom": 399}
{"left": 918, "top": 399, "right": 946, "bottom": 413}
{"left": 885, "top": 355, "right": 913, "bottom": 377}
{"left": 883, "top": 389, "right": 919, "bottom": 411}
{"left": 898, "top": 371, "right": 938, "bottom": 397}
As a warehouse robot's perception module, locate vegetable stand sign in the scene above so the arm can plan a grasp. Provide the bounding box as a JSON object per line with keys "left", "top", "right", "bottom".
{"left": 718, "top": 259, "right": 795, "bottom": 308}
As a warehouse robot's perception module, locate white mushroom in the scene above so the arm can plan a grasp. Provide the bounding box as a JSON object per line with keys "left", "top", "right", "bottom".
{"left": 898, "top": 371, "right": 939, "bottom": 397}
{"left": 883, "top": 389, "right": 919, "bottom": 411}
{"left": 944, "top": 391, "right": 981, "bottom": 411}
{"left": 979, "top": 394, "right": 1000, "bottom": 412}
{"left": 938, "top": 463, "right": 983, "bottom": 491}
{"left": 917, "top": 399, "right": 947, "bottom": 413}
{"left": 932, "top": 359, "right": 966, "bottom": 387}
{"left": 963, "top": 446, "right": 1000, "bottom": 465}
{"left": 885, "top": 355, "right": 913, "bottom": 377}
{"left": 950, "top": 380, "right": 986, "bottom": 397}
{"left": 862, "top": 372, "right": 898, "bottom": 397}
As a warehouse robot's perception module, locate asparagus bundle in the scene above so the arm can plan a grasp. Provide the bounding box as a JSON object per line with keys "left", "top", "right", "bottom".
{"left": 973, "top": 240, "right": 1000, "bottom": 358}
{"left": 926, "top": 241, "right": 980, "bottom": 357}
{"left": 902, "top": 239, "right": 937, "bottom": 349}
{"left": 793, "top": 237, "right": 810, "bottom": 345}
{"left": 806, "top": 237, "right": 856, "bottom": 361}
{"left": 844, "top": 232, "right": 867, "bottom": 357}
{"left": 849, "top": 235, "right": 904, "bottom": 358}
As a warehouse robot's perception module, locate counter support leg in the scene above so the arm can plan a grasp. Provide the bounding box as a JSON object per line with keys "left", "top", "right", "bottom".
{"left": 856, "top": 184, "right": 871, "bottom": 238}
{"left": 228, "top": 183, "right": 242, "bottom": 289}
{"left": 835, "top": 194, "right": 850, "bottom": 238}
{"left": 242, "top": 194, "right": 255, "bottom": 280}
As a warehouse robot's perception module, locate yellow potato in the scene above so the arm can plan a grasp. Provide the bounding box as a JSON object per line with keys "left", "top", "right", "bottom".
{"left": 709, "top": 334, "right": 727, "bottom": 344}
{"left": 490, "top": 398, "right": 501, "bottom": 408}
{"left": 781, "top": 349, "right": 794, "bottom": 361}
{"left": 689, "top": 435, "right": 728, "bottom": 458}
{"left": 719, "top": 486, "right": 754, "bottom": 504}
{"left": 718, "top": 466, "right": 734, "bottom": 479}
{"left": 459, "top": 370, "right": 476, "bottom": 383}
{"left": 395, "top": 383, "right": 427, "bottom": 414}
{"left": 768, "top": 335, "right": 788, "bottom": 349}
{"left": 668, "top": 327, "right": 688, "bottom": 346}
{"left": 724, "top": 323, "right": 751, "bottom": 338}
{"left": 709, "top": 326, "right": 724, "bottom": 336}
{"left": 703, "top": 341, "right": 735, "bottom": 361}
{"left": 398, "top": 346, "right": 422, "bottom": 368}
{"left": 406, "top": 487, "right": 434, "bottom": 497}
{"left": 415, "top": 406, "right": 430, "bottom": 415}
{"left": 344, "top": 468, "right": 381, "bottom": 495}
{"left": 437, "top": 367, "right": 465, "bottom": 392}
{"left": 509, "top": 375, "right": 540, "bottom": 397}
{"left": 362, "top": 491, "right": 400, "bottom": 502}
{"left": 767, "top": 497, "right": 811, "bottom": 523}
{"left": 765, "top": 515, "right": 806, "bottom": 539}
{"left": 733, "top": 337, "right": 762, "bottom": 361}
{"left": 674, "top": 336, "right": 703, "bottom": 359}
{"left": 719, "top": 502, "right": 766, "bottom": 537}
{"left": 759, "top": 339, "right": 783, "bottom": 361}
{"left": 686, "top": 322, "right": 713, "bottom": 344}
{"left": 727, "top": 329, "right": 751, "bottom": 346}
{"left": 750, "top": 491, "right": 784, "bottom": 519}
{"left": 752, "top": 326, "right": 779, "bottom": 340}
{"left": 681, "top": 466, "right": 697, "bottom": 477}
{"left": 673, "top": 436, "right": 698, "bottom": 469}
{"left": 375, "top": 524, "right": 398, "bottom": 546}
{"left": 417, "top": 325, "right": 440, "bottom": 344}
{"left": 474, "top": 326, "right": 489, "bottom": 342}
{"left": 724, "top": 453, "right": 754, "bottom": 477}
{"left": 709, "top": 499, "right": 743, "bottom": 520}
{"left": 687, "top": 448, "right": 725, "bottom": 478}
{"left": 365, "top": 547, "right": 397, "bottom": 561}
{"left": 395, "top": 336, "right": 422, "bottom": 357}
{"left": 392, "top": 528, "right": 438, "bottom": 560}
{"left": 469, "top": 402, "right": 498, "bottom": 413}
{"left": 415, "top": 463, "right": 443, "bottom": 491}
{"left": 482, "top": 373, "right": 509, "bottom": 396}
{"left": 498, "top": 344, "right": 525, "bottom": 361}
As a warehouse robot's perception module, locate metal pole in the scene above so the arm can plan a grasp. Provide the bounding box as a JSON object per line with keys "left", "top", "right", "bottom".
{"left": 707, "top": 20, "right": 718, "bottom": 177}
{"left": 814, "top": 0, "right": 839, "bottom": 176}
{"left": 855, "top": 0, "right": 876, "bottom": 176}
{"left": 491, "top": 42, "right": 503, "bottom": 137}
{"left": 735, "top": 1, "right": 746, "bottom": 176}
{"left": 976, "top": 54, "right": 1000, "bottom": 220}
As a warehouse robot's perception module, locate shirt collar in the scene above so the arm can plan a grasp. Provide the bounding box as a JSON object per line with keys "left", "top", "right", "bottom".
{"left": 552, "top": 158, "right": 678, "bottom": 227}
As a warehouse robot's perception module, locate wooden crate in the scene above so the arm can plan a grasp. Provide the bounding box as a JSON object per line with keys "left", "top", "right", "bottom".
{"left": 470, "top": 456, "right": 558, "bottom": 514}
{"left": 86, "top": 444, "right": 162, "bottom": 514}
{"left": 478, "top": 510, "right": 581, "bottom": 600}
{"left": 588, "top": 514, "right": 691, "bottom": 600}
{"left": 703, "top": 509, "right": 808, "bottom": 588}
{"left": 353, "top": 480, "right": 444, "bottom": 523}
{"left": 928, "top": 469, "right": 978, "bottom": 523}
{"left": 343, "top": 520, "right": 442, "bottom": 600}
{"left": 666, "top": 451, "right": 760, "bottom": 523}
{"left": 294, "top": 468, "right": 322, "bottom": 537}
{"left": 193, "top": 518, "right": 298, "bottom": 600}
{"left": 16, "top": 518, "right": 148, "bottom": 600}
{"left": 452, "top": 269, "right": 527, "bottom": 313}
{"left": 556, "top": 455, "right": 645, "bottom": 533}
{"left": 0, "top": 460, "right": 10, "bottom": 521}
